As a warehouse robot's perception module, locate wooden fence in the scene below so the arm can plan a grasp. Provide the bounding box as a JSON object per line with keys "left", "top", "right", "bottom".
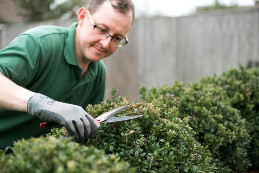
{"left": 1, "top": 7, "right": 259, "bottom": 101}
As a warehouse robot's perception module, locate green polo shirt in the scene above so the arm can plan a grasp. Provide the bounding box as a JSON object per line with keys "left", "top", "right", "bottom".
{"left": 0, "top": 23, "right": 106, "bottom": 150}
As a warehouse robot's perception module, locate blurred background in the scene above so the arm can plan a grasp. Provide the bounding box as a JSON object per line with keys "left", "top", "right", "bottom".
{"left": 0, "top": 0, "right": 258, "bottom": 101}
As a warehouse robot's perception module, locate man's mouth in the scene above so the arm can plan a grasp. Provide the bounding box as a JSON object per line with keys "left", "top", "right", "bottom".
{"left": 93, "top": 45, "right": 106, "bottom": 54}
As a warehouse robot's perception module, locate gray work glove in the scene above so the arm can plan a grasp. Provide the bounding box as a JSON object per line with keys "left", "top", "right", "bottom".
{"left": 27, "top": 93, "right": 99, "bottom": 144}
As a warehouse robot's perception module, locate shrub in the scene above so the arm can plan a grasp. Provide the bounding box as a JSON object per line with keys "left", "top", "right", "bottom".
{"left": 200, "top": 66, "right": 259, "bottom": 169}
{"left": 51, "top": 95, "right": 217, "bottom": 172}
{"left": 0, "top": 136, "right": 134, "bottom": 173}
{"left": 139, "top": 80, "right": 251, "bottom": 172}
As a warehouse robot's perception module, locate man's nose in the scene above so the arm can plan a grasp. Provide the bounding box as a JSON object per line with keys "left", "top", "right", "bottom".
{"left": 100, "top": 36, "right": 112, "bottom": 48}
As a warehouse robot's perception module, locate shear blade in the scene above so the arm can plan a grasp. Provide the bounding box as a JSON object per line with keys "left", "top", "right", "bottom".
{"left": 96, "top": 105, "right": 128, "bottom": 122}
{"left": 101, "top": 115, "right": 143, "bottom": 123}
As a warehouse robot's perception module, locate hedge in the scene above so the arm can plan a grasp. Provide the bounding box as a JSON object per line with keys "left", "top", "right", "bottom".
{"left": 84, "top": 97, "right": 217, "bottom": 172}
{"left": 139, "top": 81, "right": 250, "bottom": 172}
{"left": 0, "top": 66, "right": 258, "bottom": 173}
{"left": 139, "top": 65, "right": 258, "bottom": 172}
{"left": 0, "top": 136, "right": 134, "bottom": 173}
{"left": 200, "top": 65, "right": 259, "bottom": 170}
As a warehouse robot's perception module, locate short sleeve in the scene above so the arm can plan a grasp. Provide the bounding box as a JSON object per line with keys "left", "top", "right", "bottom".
{"left": 0, "top": 34, "right": 40, "bottom": 86}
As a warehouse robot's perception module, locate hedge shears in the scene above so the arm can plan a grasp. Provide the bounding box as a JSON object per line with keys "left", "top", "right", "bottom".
{"left": 40, "top": 105, "right": 143, "bottom": 128}
{"left": 93, "top": 105, "right": 143, "bottom": 127}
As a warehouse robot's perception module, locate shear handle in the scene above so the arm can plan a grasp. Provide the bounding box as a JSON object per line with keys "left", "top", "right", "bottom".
{"left": 40, "top": 122, "right": 57, "bottom": 128}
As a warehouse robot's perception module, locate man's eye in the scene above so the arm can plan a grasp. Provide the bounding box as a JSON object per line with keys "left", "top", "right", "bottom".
{"left": 115, "top": 37, "right": 123, "bottom": 41}
{"left": 97, "top": 26, "right": 107, "bottom": 33}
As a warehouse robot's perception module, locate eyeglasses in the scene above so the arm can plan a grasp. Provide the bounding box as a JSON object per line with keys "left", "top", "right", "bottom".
{"left": 86, "top": 10, "right": 128, "bottom": 47}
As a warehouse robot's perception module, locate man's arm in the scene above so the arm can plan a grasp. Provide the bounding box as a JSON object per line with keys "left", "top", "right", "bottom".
{"left": 0, "top": 72, "right": 35, "bottom": 112}
{"left": 0, "top": 72, "right": 99, "bottom": 143}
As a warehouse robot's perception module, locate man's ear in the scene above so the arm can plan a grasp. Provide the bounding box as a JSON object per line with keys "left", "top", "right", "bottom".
{"left": 77, "top": 7, "right": 87, "bottom": 25}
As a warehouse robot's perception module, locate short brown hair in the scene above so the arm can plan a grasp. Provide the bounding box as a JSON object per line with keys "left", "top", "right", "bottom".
{"left": 87, "top": 0, "right": 135, "bottom": 22}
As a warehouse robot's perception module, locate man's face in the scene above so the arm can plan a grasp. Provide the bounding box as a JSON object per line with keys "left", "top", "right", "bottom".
{"left": 76, "top": 1, "right": 133, "bottom": 64}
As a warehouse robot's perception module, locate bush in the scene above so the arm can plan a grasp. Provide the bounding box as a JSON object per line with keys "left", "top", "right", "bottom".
{"left": 139, "top": 80, "right": 251, "bottom": 172}
{"left": 200, "top": 66, "right": 259, "bottom": 169}
{"left": 0, "top": 136, "right": 134, "bottom": 173}
{"left": 51, "top": 95, "right": 217, "bottom": 172}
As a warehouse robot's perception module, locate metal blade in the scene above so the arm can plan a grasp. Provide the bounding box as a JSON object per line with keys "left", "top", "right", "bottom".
{"left": 96, "top": 105, "right": 128, "bottom": 122}
{"left": 101, "top": 115, "right": 143, "bottom": 123}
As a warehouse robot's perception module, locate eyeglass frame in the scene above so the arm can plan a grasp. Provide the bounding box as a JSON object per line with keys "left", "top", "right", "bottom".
{"left": 86, "top": 10, "right": 128, "bottom": 47}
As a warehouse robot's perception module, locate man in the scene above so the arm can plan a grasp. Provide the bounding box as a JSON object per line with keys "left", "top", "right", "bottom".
{"left": 0, "top": 0, "right": 134, "bottom": 150}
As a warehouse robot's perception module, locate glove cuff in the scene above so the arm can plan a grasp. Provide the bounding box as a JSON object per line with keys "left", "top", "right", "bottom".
{"left": 27, "top": 93, "right": 53, "bottom": 115}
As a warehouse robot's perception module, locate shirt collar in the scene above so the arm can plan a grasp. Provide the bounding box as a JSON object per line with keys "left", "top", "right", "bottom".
{"left": 84, "top": 62, "right": 98, "bottom": 82}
